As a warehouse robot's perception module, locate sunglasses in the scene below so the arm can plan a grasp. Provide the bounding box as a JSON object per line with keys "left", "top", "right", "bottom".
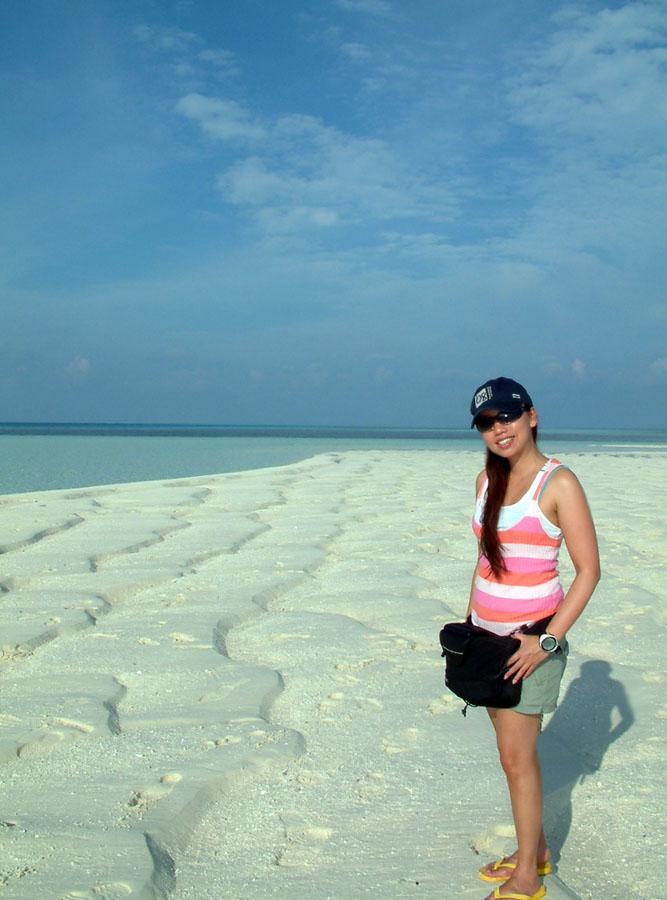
{"left": 474, "top": 407, "right": 528, "bottom": 433}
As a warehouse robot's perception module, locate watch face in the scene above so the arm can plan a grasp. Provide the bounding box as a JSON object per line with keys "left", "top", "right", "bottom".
{"left": 540, "top": 634, "right": 558, "bottom": 652}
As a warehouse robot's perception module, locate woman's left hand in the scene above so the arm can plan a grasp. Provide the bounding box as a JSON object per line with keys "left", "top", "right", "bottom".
{"left": 504, "top": 633, "right": 548, "bottom": 684}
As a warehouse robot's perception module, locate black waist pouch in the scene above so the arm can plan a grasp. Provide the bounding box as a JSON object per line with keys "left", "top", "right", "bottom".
{"left": 439, "top": 621, "right": 521, "bottom": 711}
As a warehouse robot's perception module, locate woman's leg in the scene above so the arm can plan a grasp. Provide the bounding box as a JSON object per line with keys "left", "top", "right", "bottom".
{"left": 482, "top": 708, "right": 546, "bottom": 897}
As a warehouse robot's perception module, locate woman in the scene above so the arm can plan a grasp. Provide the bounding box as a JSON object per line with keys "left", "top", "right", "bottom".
{"left": 467, "top": 377, "right": 600, "bottom": 900}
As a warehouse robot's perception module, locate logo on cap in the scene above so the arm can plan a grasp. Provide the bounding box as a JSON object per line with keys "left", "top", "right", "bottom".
{"left": 474, "top": 386, "right": 492, "bottom": 409}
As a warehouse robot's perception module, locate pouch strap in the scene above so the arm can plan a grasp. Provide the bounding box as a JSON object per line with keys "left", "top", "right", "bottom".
{"left": 520, "top": 614, "right": 554, "bottom": 636}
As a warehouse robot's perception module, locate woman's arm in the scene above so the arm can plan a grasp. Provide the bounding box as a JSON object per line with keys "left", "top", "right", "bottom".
{"left": 465, "top": 469, "right": 487, "bottom": 619}
{"left": 543, "top": 468, "right": 600, "bottom": 642}
{"left": 505, "top": 468, "right": 600, "bottom": 683}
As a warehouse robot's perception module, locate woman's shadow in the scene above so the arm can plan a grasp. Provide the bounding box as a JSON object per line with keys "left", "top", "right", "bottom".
{"left": 539, "top": 659, "right": 634, "bottom": 864}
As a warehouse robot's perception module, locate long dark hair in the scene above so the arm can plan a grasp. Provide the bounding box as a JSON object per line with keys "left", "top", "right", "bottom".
{"left": 481, "top": 422, "right": 539, "bottom": 576}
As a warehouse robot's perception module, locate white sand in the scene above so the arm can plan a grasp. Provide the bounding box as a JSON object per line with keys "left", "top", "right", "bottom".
{"left": 0, "top": 449, "right": 664, "bottom": 900}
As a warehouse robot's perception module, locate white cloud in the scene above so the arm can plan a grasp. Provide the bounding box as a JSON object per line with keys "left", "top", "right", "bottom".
{"left": 508, "top": 3, "right": 667, "bottom": 155}
{"left": 541, "top": 359, "right": 565, "bottom": 376}
{"left": 650, "top": 357, "right": 667, "bottom": 375}
{"left": 541, "top": 358, "right": 590, "bottom": 381}
{"left": 256, "top": 206, "right": 340, "bottom": 232}
{"left": 133, "top": 24, "right": 200, "bottom": 53}
{"left": 340, "top": 42, "right": 372, "bottom": 61}
{"left": 134, "top": 24, "right": 239, "bottom": 86}
{"left": 216, "top": 156, "right": 284, "bottom": 205}
{"left": 198, "top": 49, "right": 237, "bottom": 69}
{"left": 492, "top": 2, "right": 667, "bottom": 272}
{"left": 173, "top": 62, "right": 195, "bottom": 78}
{"left": 335, "top": 0, "right": 393, "bottom": 16}
{"left": 66, "top": 356, "right": 91, "bottom": 378}
{"left": 196, "top": 48, "right": 240, "bottom": 79}
{"left": 360, "top": 76, "right": 387, "bottom": 93}
{"left": 571, "top": 359, "right": 586, "bottom": 379}
{"left": 181, "top": 98, "right": 457, "bottom": 231}
{"left": 175, "top": 93, "right": 266, "bottom": 143}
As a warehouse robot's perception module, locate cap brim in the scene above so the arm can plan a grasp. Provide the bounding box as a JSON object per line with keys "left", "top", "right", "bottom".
{"left": 471, "top": 401, "right": 525, "bottom": 428}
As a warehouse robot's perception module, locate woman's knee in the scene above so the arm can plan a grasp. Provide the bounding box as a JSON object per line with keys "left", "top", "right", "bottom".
{"left": 496, "top": 740, "right": 539, "bottom": 778}
{"left": 494, "top": 716, "right": 541, "bottom": 777}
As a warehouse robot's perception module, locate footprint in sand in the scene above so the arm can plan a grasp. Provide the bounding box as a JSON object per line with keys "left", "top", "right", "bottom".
{"left": 159, "top": 772, "right": 182, "bottom": 785}
{"left": 333, "top": 671, "right": 361, "bottom": 686}
{"left": 296, "top": 769, "right": 328, "bottom": 787}
{"left": 354, "top": 696, "right": 383, "bottom": 711}
{"left": 275, "top": 816, "right": 333, "bottom": 868}
{"left": 428, "top": 693, "right": 459, "bottom": 715}
{"left": 167, "top": 632, "right": 212, "bottom": 651}
{"left": 381, "top": 726, "right": 421, "bottom": 755}
{"left": 127, "top": 772, "right": 182, "bottom": 816}
{"left": 470, "top": 823, "right": 516, "bottom": 857}
{"left": 382, "top": 737, "right": 408, "bottom": 755}
{"left": 17, "top": 719, "right": 95, "bottom": 758}
{"left": 0, "top": 644, "right": 31, "bottom": 662}
{"left": 335, "top": 659, "right": 373, "bottom": 672}
{"left": 0, "top": 713, "right": 22, "bottom": 726}
{"left": 318, "top": 691, "right": 345, "bottom": 713}
{"left": 357, "top": 771, "right": 386, "bottom": 801}
{"left": 0, "top": 864, "right": 36, "bottom": 891}
{"left": 203, "top": 735, "right": 243, "bottom": 748}
{"left": 362, "top": 635, "right": 396, "bottom": 649}
{"left": 59, "top": 884, "right": 132, "bottom": 899}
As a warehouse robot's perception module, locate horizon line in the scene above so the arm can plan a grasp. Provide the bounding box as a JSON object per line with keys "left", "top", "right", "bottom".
{"left": 1, "top": 421, "right": 665, "bottom": 434}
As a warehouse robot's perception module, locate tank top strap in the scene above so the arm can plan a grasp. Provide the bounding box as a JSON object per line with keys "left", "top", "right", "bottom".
{"left": 531, "top": 458, "right": 564, "bottom": 501}
{"left": 476, "top": 476, "right": 489, "bottom": 502}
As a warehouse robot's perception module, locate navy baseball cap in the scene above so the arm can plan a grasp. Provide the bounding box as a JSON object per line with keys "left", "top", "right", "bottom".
{"left": 470, "top": 377, "right": 533, "bottom": 428}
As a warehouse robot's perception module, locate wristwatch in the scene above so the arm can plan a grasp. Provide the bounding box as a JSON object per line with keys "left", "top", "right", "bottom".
{"left": 539, "top": 633, "right": 561, "bottom": 654}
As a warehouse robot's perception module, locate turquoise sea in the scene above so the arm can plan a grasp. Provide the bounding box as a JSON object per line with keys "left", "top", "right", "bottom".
{"left": 1, "top": 423, "right": 666, "bottom": 496}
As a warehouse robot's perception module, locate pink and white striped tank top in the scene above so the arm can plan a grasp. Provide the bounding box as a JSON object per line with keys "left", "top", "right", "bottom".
{"left": 471, "top": 459, "right": 564, "bottom": 635}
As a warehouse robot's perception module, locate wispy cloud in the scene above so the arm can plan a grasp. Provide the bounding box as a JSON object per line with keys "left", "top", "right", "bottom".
{"left": 134, "top": 23, "right": 239, "bottom": 83}
{"left": 176, "top": 94, "right": 266, "bottom": 142}
{"left": 198, "top": 49, "right": 237, "bottom": 69}
{"left": 133, "top": 24, "right": 200, "bottom": 53}
{"left": 487, "top": 2, "right": 667, "bottom": 273}
{"left": 571, "top": 359, "right": 586, "bottom": 380}
{"left": 650, "top": 357, "right": 667, "bottom": 377}
{"left": 66, "top": 356, "right": 91, "bottom": 379}
{"left": 334, "top": 0, "right": 393, "bottom": 17}
{"left": 507, "top": 2, "right": 667, "bottom": 155}
{"left": 178, "top": 98, "right": 457, "bottom": 232}
{"left": 340, "top": 42, "right": 372, "bottom": 60}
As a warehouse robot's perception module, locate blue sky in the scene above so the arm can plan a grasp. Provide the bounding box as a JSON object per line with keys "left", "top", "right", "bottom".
{"left": 1, "top": 0, "right": 666, "bottom": 428}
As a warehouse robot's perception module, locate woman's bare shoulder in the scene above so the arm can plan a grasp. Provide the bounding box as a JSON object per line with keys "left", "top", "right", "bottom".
{"left": 475, "top": 468, "right": 486, "bottom": 495}
{"left": 551, "top": 464, "right": 583, "bottom": 486}
{"left": 546, "top": 465, "right": 588, "bottom": 502}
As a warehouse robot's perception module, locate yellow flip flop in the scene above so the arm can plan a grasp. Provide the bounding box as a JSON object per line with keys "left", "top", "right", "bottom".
{"left": 491, "top": 886, "right": 546, "bottom": 900}
{"left": 480, "top": 857, "right": 553, "bottom": 883}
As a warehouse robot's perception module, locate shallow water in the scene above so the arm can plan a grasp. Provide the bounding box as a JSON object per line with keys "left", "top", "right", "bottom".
{"left": 0, "top": 425, "right": 665, "bottom": 495}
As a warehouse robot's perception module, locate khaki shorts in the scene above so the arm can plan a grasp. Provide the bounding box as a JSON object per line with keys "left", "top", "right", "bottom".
{"left": 513, "top": 640, "right": 569, "bottom": 715}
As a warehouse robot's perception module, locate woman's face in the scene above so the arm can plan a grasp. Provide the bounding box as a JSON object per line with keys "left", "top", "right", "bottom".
{"left": 478, "top": 407, "right": 538, "bottom": 458}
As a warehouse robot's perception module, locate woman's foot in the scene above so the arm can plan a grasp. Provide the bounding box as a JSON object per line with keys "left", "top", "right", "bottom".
{"left": 479, "top": 850, "right": 552, "bottom": 883}
{"left": 483, "top": 875, "right": 546, "bottom": 899}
